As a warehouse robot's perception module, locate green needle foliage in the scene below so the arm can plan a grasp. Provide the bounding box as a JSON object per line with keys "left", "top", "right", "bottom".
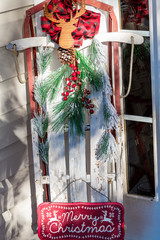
{"left": 36, "top": 65, "right": 69, "bottom": 107}
{"left": 96, "top": 132, "right": 110, "bottom": 161}
{"left": 37, "top": 47, "right": 53, "bottom": 74}
{"left": 38, "top": 140, "right": 49, "bottom": 165}
{"left": 75, "top": 50, "right": 103, "bottom": 91}
{"left": 51, "top": 90, "right": 85, "bottom": 136}
{"left": 33, "top": 112, "right": 48, "bottom": 139}
{"left": 103, "top": 102, "right": 111, "bottom": 124}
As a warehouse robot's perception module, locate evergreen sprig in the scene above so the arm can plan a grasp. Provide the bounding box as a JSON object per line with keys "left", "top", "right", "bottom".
{"left": 35, "top": 65, "right": 69, "bottom": 107}
{"left": 75, "top": 50, "right": 103, "bottom": 91}
{"left": 37, "top": 46, "right": 53, "bottom": 74}
{"left": 51, "top": 91, "right": 85, "bottom": 136}
{"left": 38, "top": 140, "right": 49, "bottom": 164}
{"left": 33, "top": 112, "right": 48, "bottom": 139}
{"left": 95, "top": 132, "right": 110, "bottom": 161}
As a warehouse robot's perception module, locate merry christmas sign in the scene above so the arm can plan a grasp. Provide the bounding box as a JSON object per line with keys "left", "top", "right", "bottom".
{"left": 37, "top": 202, "right": 125, "bottom": 240}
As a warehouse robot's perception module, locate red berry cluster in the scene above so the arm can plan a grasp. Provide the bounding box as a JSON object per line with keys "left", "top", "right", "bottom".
{"left": 81, "top": 89, "right": 94, "bottom": 114}
{"left": 62, "top": 63, "right": 81, "bottom": 101}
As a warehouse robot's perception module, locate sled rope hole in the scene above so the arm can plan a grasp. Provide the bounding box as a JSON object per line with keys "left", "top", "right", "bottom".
{"left": 51, "top": 178, "right": 111, "bottom": 202}
{"left": 121, "top": 36, "right": 135, "bottom": 98}
{"left": 13, "top": 44, "right": 27, "bottom": 84}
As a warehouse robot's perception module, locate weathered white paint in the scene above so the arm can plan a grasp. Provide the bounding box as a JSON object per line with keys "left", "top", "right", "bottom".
{"left": 90, "top": 92, "right": 108, "bottom": 202}
{"left": 31, "top": 119, "right": 44, "bottom": 206}
{"left": 6, "top": 32, "right": 144, "bottom": 51}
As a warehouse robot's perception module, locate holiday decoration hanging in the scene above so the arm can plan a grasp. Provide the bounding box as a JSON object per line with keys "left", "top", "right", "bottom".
{"left": 33, "top": 46, "right": 54, "bottom": 165}
{"left": 43, "top": 0, "right": 86, "bottom": 49}
{"left": 31, "top": 0, "right": 120, "bottom": 164}
{"left": 89, "top": 39, "right": 120, "bottom": 163}
{"left": 58, "top": 47, "right": 75, "bottom": 65}
{"left": 37, "top": 202, "right": 125, "bottom": 240}
{"left": 41, "top": 0, "right": 101, "bottom": 49}
{"left": 33, "top": 38, "right": 120, "bottom": 165}
{"left": 35, "top": 46, "right": 103, "bottom": 136}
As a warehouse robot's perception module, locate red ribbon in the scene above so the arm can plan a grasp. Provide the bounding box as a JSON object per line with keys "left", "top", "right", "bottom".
{"left": 41, "top": 0, "right": 101, "bottom": 48}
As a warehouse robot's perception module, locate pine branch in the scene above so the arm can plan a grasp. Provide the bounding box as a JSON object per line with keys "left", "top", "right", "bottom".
{"left": 51, "top": 91, "right": 85, "bottom": 136}
{"left": 33, "top": 112, "right": 48, "bottom": 139}
{"left": 35, "top": 65, "right": 68, "bottom": 107}
{"left": 75, "top": 50, "right": 103, "bottom": 91}
{"left": 37, "top": 46, "right": 53, "bottom": 74}
{"left": 38, "top": 140, "right": 49, "bottom": 165}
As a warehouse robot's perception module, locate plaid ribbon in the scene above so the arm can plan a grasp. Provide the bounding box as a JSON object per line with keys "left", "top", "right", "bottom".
{"left": 135, "top": 0, "right": 149, "bottom": 23}
{"left": 41, "top": 0, "right": 101, "bottom": 48}
{"left": 123, "top": 0, "right": 149, "bottom": 24}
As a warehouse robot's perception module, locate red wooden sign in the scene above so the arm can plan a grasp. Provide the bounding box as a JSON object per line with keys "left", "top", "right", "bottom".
{"left": 37, "top": 202, "right": 125, "bottom": 240}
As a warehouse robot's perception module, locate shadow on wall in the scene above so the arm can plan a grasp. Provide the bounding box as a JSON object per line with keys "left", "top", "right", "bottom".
{"left": 0, "top": 48, "right": 38, "bottom": 239}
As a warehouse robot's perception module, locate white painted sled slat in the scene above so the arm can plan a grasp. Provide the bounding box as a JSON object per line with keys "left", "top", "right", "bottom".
{"left": 69, "top": 135, "right": 87, "bottom": 202}
{"left": 48, "top": 87, "right": 68, "bottom": 203}
{"left": 31, "top": 119, "right": 43, "bottom": 205}
{"left": 6, "top": 32, "right": 144, "bottom": 51}
{"left": 90, "top": 92, "right": 108, "bottom": 203}
{"left": 49, "top": 131, "right": 68, "bottom": 202}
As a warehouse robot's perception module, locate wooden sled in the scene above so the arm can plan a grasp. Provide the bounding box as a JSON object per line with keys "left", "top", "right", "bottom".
{"left": 6, "top": 0, "right": 143, "bottom": 206}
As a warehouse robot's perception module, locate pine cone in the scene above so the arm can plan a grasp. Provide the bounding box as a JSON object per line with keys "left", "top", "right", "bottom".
{"left": 58, "top": 47, "right": 75, "bottom": 65}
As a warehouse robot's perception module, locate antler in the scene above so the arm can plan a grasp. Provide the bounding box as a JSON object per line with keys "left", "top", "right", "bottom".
{"left": 44, "top": 1, "right": 64, "bottom": 23}
{"left": 44, "top": 0, "right": 85, "bottom": 24}
{"left": 71, "top": 0, "right": 86, "bottom": 21}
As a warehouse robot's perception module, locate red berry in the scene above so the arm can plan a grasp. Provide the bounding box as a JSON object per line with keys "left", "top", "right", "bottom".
{"left": 70, "top": 63, "right": 74, "bottom": 68}
{"left": 65, "top": 92, "right": 69, "bottom": 96}
{"left": 77, "top": 71, "right": 80, "bottom": 75}
{"left": 87, "top": 90, "right": 90, "bottom": 95}
{"left": 67, "top": 82, "right": 71, "bottom": 86}
{"left": 90, "top": 104, "right": 94, "bottom": 108}
{"left": 73, "top": 66, "right": 77, "bottom": 71}
{"left": 70, "top": 89, "right": 74, "bottom": 92}
{"left": 63, "top": 96, "right": 67, "bottom": 101}
{"left": 65, "top": 77, "right": 68, "bottom": 81}
{"left": 71, "top": 77, "right": 74, "bottom": 80}
{"left": 62, "top": 92, "right": 65, "bottom": 96}
{"left": 72, "top": 84, "right": 76, "bottom": 88}
{"left": 86, "top": 105, "right": 90, "bottom": 109}
{"left": 90, "top": 109, "right": 94, "bottom": 114}
{"left": 65, "top": 86, "right": 68, "bottom": 90}
{"left": 73, "top": 77, "right": 77, "bottom": 81}
{"left": 81, "top": 97, "right": 85, "bottom": 102}
{"left": 87, "top": 99, "right": 91, "bottom": 104}
{"left": 72, "top": 72, "right": 76, "bottom": 77}
{"left": 78, "top": 82, "right": 82, "bottom": 86}
{"left": 84, "top": 89, "right": 87, "bottom": 94}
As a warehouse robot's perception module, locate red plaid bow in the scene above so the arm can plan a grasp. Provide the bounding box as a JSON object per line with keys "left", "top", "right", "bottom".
{"left": 41, "top": 0, "right": 101, "bottom": 48}
{"left": 135, "top": 0, "right": 149, "bottom": 23}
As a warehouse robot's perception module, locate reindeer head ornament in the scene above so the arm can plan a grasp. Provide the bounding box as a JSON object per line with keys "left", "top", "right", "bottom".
{"left": 44, "top": 0, "right": 86, "bottom": 49}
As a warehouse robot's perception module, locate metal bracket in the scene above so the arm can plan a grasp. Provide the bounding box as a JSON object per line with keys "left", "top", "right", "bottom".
{"left": 41, "top": 175, "right": 50, "bottom": 184}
